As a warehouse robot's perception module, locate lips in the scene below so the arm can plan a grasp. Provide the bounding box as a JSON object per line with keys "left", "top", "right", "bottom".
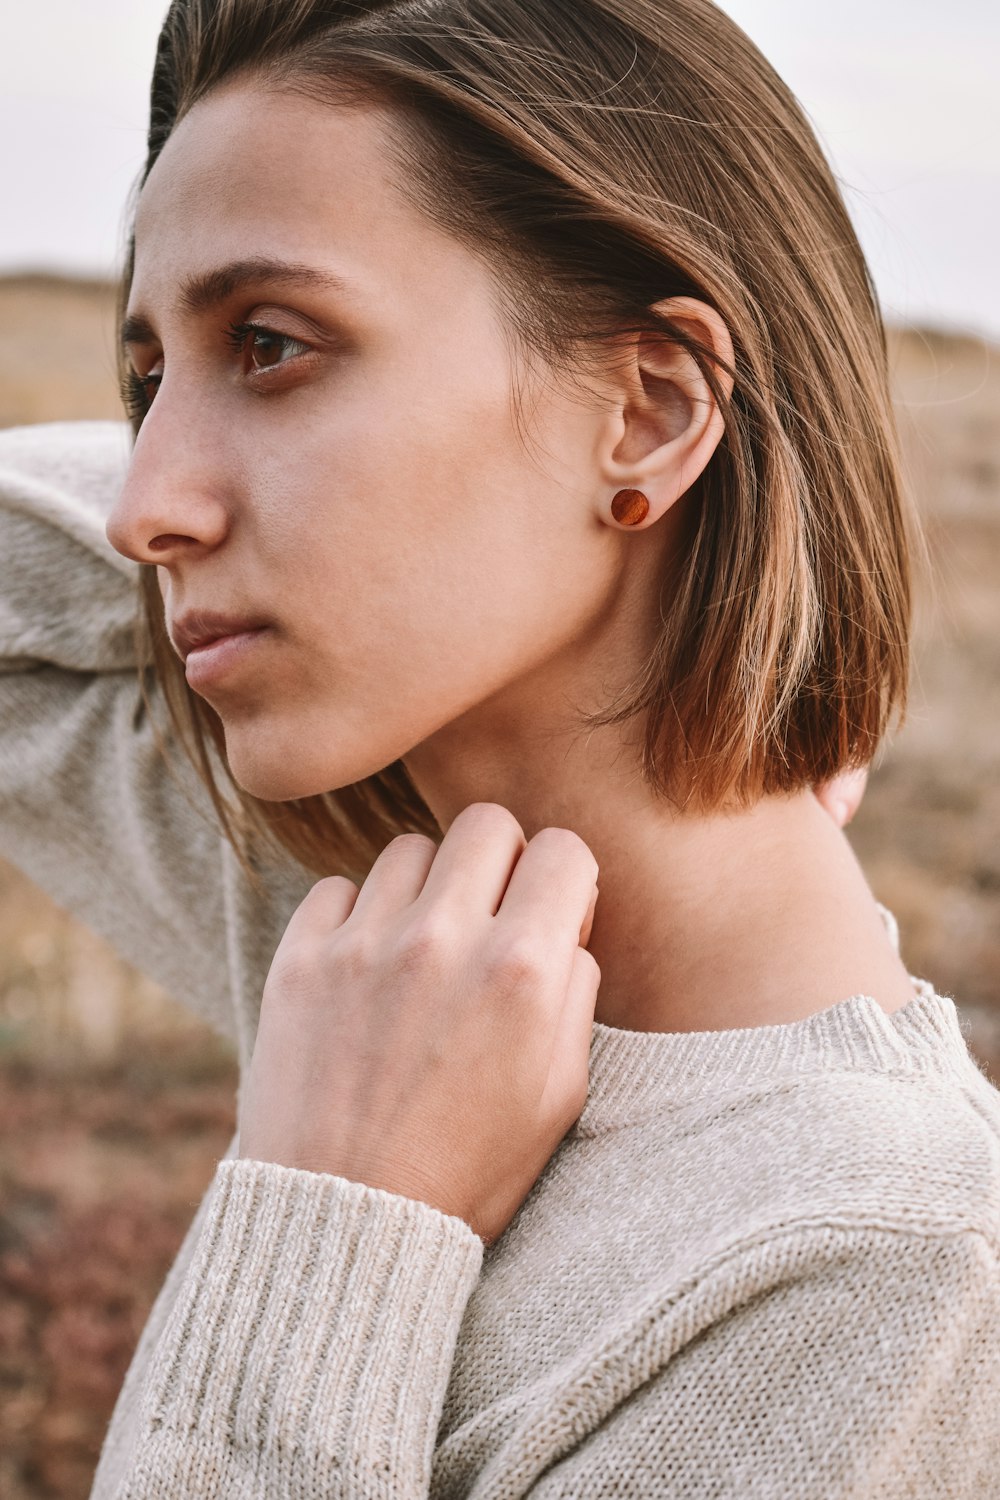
{"left": 170, "top": 610, "right": 273, "bottom": 663}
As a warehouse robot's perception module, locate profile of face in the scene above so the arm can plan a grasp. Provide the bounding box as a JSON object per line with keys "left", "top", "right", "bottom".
{"left": 106, "top": 81, "right": 729, "bottom": 803}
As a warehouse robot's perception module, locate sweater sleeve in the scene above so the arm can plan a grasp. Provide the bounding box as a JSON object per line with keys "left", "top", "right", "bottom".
{"left": 103, "top": 1173, "right": 1000, "bottom": 1497}
{"left": 526, "top": 1224, "right": 1000, "bottom": 1499}
{"left": 111, "top": 1158, "right": 485, "bottom": 1499}
{"left": 0, "top": 420, "right": 235, "bottom": 1031}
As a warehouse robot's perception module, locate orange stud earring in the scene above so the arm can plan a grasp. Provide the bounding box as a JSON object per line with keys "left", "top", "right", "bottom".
{"left": 611, "top": 488, "right": 650, "bottom": 527}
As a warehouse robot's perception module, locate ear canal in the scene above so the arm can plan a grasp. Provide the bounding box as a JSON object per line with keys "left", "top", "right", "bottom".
{"left": 611, "top": 489, "right": 650, "bottom": 527}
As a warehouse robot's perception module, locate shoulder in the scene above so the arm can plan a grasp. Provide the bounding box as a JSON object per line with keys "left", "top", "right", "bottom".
{"left": 651, "top": 1040, "right": 1000, "bottom": 1257}
{"left": 761, "top": 1032, "right": 1000, "bottom": 1247}
{"left": 584, "top": 1058, "right": 1000, "bottom": 1372}
{"left": 571, "top": 993, "right": 1000, "bottom": 1279}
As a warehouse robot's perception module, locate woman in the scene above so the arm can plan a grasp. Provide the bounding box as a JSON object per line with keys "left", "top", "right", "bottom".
{"left": 2, "top": 0, "right": 998, "bottom": 1494}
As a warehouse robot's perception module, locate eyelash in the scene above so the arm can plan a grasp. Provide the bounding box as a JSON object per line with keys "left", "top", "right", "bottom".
{"left": 121, "top": 369, "right": 160, "bottom": 424}
{"left": 120, "top": 321, "right": 310, "bottom": 423}
{"left": 223, "top": 320, "right": 308, "bottom": 366}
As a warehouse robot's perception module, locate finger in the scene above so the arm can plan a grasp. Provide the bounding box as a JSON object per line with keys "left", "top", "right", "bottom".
{"left": 579, "top": 883, "right": 599, "bottom": 949}
{"left": 544, "top": 945, "right": 601, "bottom": 1124}
{"left": 496, "top": 825, "right": 599, "bottom": 952}
{"left": 285, "top": 874, "right": 360, "bottom": 939}
{"left": 415, "top": 802, "right": 527, "bottom": 917}
{"left": 347, "top": 833, "right": 439, "bottom": 921}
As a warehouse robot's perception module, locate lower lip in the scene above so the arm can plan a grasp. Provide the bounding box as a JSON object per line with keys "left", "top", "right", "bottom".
{"left": 184, "top": 628, "right": 271, "bottom": 689}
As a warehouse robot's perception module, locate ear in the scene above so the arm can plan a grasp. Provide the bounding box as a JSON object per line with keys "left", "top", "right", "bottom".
{"left": 595, "top": 296, "right": 735, "bottom": 529}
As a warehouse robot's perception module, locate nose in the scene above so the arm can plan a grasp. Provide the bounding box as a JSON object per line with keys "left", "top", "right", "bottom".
{"left": 105, "top": 397, "right": 231, "bottom": 566}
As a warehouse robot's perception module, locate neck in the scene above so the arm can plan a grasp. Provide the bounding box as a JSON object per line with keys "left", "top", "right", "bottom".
{"left": 403, "top": 713, "right": 915, "bottom": 1033}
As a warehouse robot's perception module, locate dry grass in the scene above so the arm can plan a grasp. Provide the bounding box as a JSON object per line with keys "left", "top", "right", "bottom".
{"left": 0, "top": 276, "right": 123, "bottom": 428}
{"left": 850, "top": 328, "right": 1000, "bottom": 1048}
{"left": 0, "top": 275, "right": 998, "bottom": 1497}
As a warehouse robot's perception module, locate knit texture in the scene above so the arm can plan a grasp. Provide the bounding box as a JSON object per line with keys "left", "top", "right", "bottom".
{"left": 3, "top": 421, "right": 1000, "bottom": 1498}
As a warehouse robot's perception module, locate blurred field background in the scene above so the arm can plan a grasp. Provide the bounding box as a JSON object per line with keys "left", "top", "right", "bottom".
{"left": 1, "top": 271, "right": 998, "bottom": 1497}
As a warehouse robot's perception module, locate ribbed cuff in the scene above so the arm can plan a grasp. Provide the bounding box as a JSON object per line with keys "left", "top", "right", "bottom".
{"left": 132, "top": 1158, "right": 484, "bottom": 1494}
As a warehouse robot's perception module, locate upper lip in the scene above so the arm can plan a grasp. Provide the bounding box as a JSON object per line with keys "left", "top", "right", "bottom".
{"left": 170, "top": 611, "right": 271, "bottom": 662}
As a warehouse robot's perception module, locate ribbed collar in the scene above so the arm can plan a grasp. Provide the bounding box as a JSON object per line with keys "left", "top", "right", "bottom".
{"left": 573, "top": 978, "right": 976, "bottom": 1137}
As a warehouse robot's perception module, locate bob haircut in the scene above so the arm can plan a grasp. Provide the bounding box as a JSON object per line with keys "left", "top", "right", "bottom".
{"left": 123, "top": 0, "right": 918, "bottom": 881}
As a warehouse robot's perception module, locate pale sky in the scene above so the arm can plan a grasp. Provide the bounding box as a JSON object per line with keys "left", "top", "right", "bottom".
{"left": 3, "top": 1, "right": 997, "bottom": 337}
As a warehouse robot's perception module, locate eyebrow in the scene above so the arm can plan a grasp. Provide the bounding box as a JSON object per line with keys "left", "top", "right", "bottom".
{"left": 120, "top": 257, "right": 353, "bottom": 347}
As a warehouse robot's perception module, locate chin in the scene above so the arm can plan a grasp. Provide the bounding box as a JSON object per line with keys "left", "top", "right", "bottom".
{"left": 222, "top": 722, "right": 388, "bottom": 803}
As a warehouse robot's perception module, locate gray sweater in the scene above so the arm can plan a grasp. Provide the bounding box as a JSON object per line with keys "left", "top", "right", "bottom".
{"left": 2, "top": 419, "right": 999, "bottom": 1498}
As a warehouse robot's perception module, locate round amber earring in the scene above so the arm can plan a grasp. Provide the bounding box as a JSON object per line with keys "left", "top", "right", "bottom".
{"left": 611, "top": 488, "right": 650, "bottom": 527}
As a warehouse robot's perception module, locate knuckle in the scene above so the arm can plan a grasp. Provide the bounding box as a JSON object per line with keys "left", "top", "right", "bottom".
{"left": 487, "top": 935, "right": 547, "bottom": 992}
{"left": 316, "top": 874, "right": 359, "bottom": 892}
{"left": 381, "top": 833, "right": 439, "bottom": 864}
{"left": 336, "top": 924, "right": 376, "bottom": 967}
{"left": 393, "top": 912, "right": 456, "bottom": 972}
{"left": 360, "top": 835, "right": 436, "bottom": 902}
{"left": 325, "top": 936, "right": 376, "bottom": 990}
{"left": 296, "top": 875, "right": 358, "bottom": 927}
{"left": 529, "top": 826, "right": 598, "bottom": 877}
{"left": 453, "top": 801, "right": 525, "bottom": 841}
{"left": 267, "top": 937, "right": 326, "bottom": 999}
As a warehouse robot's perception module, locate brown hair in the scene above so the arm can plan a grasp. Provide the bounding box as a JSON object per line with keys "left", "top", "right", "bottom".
{"left": 123, "top": 0, "right": 918, "bottom": 881}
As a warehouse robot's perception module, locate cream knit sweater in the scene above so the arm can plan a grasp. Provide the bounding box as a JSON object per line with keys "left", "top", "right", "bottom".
{"left": 2, "top": 420, "right": 999, "bottom": 1499}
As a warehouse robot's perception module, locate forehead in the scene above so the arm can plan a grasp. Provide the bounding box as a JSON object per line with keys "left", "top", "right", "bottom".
{"left": 129, "top": 81, "right": 478, "bottom": 314}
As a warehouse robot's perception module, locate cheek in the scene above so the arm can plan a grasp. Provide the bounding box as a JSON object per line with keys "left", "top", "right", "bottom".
{"left": 252, "top": 356, "right": 529, "bottom": 607}
{"left": 259, "top": 370, "right": 599, "bottom": 678}
{"left": 212, "top": 359, "right": 610, "bottom": 795}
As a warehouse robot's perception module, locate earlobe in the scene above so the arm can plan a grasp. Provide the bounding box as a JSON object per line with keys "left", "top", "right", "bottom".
{"left": 597, "top": 296, "right": 735, "bottom": 530}
{"left": 610, "top": 488, "right": 651, "bottom": 527}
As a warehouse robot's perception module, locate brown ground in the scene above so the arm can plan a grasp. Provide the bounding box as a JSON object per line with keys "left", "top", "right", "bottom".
{"left": 0, "top": 274, "right": 998, "bottom": 1498}
{"left": 0, "top": 1051, "right": 236, "bottom": 1500}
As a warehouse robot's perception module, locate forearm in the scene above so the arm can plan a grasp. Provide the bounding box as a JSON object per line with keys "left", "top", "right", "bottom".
{"left": 0, "top": 421, "right": 136, "bottom": 674}
{"left": 113, "top": 1159, "right": 484, "bottom": 1499}
{"left": 0, "top": 421, "right": 251, "bottom": 1027}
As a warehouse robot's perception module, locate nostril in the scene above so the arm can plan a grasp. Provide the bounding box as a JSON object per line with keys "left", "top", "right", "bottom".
{"left": 148, "top": 534, "right": 193, "bottom": 552}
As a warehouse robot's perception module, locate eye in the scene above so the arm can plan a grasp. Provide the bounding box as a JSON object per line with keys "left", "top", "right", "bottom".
{"left": 121, "top": 363, "right": 163, "bottom": 423}
{"left": 224, "top": 321, "right": 311, "bottom": 372}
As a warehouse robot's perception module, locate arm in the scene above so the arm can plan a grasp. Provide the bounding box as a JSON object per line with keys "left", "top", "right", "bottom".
{"left": 112, "top": 1159, "right": 483, "bottom": 1498}
{"left": 0, "top": 420, "right": 235, "bottom": 1030}
{"left": 110, "top": 1182, "right": 1000, "bottom": 1497}
{"left": 108, "top": 803, "right": 595, "bottom": 1497}
{"left": 527, "top": 1225, "right": 1000, "bottom": 1499}
{"left": 103, "top": 809, "right": 1000, "bottom": 1496}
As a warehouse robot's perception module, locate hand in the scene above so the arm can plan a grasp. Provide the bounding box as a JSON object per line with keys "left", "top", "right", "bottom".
{"left": 238, "top": 803, "right": 601, "bottom": 1244}
{"left": 814, "top": 766, "right": 869, "bottom": 828}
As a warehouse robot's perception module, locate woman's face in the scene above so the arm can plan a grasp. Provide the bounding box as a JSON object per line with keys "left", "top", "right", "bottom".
{"left": 107, "top": 82, "right": 663, "bottom": 801}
